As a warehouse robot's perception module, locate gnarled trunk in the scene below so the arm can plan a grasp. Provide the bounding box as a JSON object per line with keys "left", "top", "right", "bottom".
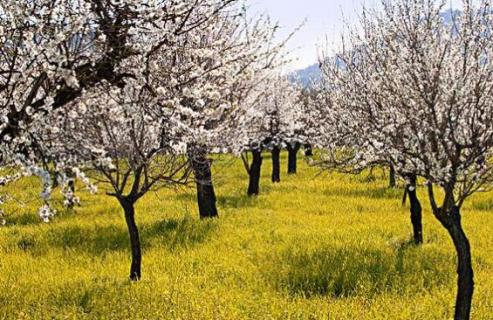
{"left": 271, "top": 147, "right": 281, "bottom": 183}
{"left": 188, "top": 146, "right": 218, "bottom": 219}
{"left": 248, "top": 150, "right": 263, "bottom": 196}
{"left": 428, "top": 183, "right": 475, "bottom": 320}
{"left": 304, "top": 144, "right": 313, "bottom": 157}
{"left": 445, "top": 206, "right": 474, "bottom": 320}
{"left": 287, "top": 142, "right": 300, "bottom": 174}
{"left": 407, "top": 175, "right": 423, "bottom": 244}
{"left": 120, "top": 198, "right": 142, "bottom": 281}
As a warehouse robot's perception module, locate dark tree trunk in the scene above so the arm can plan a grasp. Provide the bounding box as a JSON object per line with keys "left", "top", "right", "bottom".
{"left": 444, "top": 206, "right": 474, "bottom": 320}
{"left": 287, "top": 142, "right": 300, "bottom": 174}
{"left": 66, "top": 168, "right": 76, "bottom": 193}
{"left": 65, "top": 169, "right": 76, "bottom": 209}
{"left": 66, "top": 178, "right": 76, "bottom": 209}
{"left": 428, "top": 183, "right": 475, "bottom": 320}
{"left": 68, "top": 179, "right": 75, "bottom": 193}
{"left": 304, "top": 144, "right": 313, "bottom": 157}
{"left": 248, "top": 150, "right": 263, "bottom": 196}
{"left": 271, "top": 147, "right": 281, "bottom": 183}
{"left": 389, "top": 164, "right": 396, "bottom": 188}
{"left": 188, "top": 146, "right": 218, "bottom": 219}
{"left": 407, "top": 175, "right": 423, "bottom": 244}
{"left": 52, "top": 171, "right": 59, "bottom": 188}
{"left": 120, "top": 199, "right": 142, "bottom": 281}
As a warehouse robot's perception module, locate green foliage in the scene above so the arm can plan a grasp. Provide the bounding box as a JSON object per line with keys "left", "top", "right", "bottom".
{"left": 0, "top": 153, "right": 492, "bottom": 319}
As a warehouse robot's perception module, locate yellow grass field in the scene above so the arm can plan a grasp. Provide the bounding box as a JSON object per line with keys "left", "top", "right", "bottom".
{"left": 1, "top": 153, "right": 492, "bottom": 319}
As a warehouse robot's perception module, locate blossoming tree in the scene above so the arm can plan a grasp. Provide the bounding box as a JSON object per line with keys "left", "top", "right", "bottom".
{"left": 319, "top": 1, "right": 493, "bottom": 318}
{"left": 45, "top": 80, "right": 190, "bottom": 280}
{"left": 0, "top": 0, "right": 239, "bottom": 219}
{"left": 231, "top": 74, "right": 305, "bottom": 195}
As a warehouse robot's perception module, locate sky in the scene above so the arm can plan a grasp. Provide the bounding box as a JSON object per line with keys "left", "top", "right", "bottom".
{"left": 249, "top": 0, "right": 465, "bottom": 71}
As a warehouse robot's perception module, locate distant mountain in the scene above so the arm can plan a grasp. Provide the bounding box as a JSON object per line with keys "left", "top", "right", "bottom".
{"left": 290, "top": 63, "right": 321, "bottom": 88}
{"left": 291, "top": 9, "right": 461, "bottom": 88}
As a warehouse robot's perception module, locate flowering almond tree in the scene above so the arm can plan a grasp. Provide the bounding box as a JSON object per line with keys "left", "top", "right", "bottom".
{"left": 45, "top": 80, "right": 190, "bottom": 280}
{"left": 309, "top": 75, "right": 425, "bottom": 244}
{"left": 320, "top": 1, "right": 493, "bottom": 318}
{"left": 265, "top": 77, "right": 304, "bottom": 183}
{"left": 0, "top": 0, "right": 238, "bottom": 220}
{"left": 235, "top": 75, "right": 304, "bottom": 195}
{"left": 142, "top": 10, "right": 291, "bottom": 214}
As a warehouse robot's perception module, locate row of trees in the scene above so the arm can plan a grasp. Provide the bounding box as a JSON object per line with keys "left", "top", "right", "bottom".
{"left": 235, "top": 75, "right": 310, "bottom": 195}
{"left": 0, "top": 0, "right": 311, "bottom": 280}
{"left": 1, "top": 0, "right": 492, "bottom": 319}
{"left": 311, "top": 1, "right": 493, "bottom": 319}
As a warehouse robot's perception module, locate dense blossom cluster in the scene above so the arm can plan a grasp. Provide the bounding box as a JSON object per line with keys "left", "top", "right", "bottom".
{"left": 319, "top": 0, "right": 493, "bottom": 202}
{"left": 1, "top": 0, "right": 290, "bottom": 220}
{"left": 233, "top": 75, "right": 305, "bottom": 153}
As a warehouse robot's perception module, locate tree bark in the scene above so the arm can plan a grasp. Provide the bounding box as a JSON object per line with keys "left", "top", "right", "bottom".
{"left": 304, "top": 144, "right": 313, "bottom": 157}
{"left": 445, "top": 206, "right": 474, "bottom": 320}
{"left": 52, "top": 171, "right": 59, "bottom": 188}
{"left": 248, "top": 150, "right": 263, "bottom": 196}
{"left": 407, "top": 175, "right": 423, "bottom": 244}
{"left": 287, "top": 142, "right": 300, "bottom": 174}
{"left": 389, "top": 164, "right": 396, "bottom": 188}
{"left": 65, "top": 169, "right": 76, "bottom": 209}
{"left": 188, "top": 146, "right": 218, "bottom": 219}
{"left": 120, "top": 199, "right": 142, "bottom": 281}
{"left": 68, "top": 179, "right": 75, "bottom": 194}
{"left": 428, "top": 184, "right": 475, "bottom": 320}
{"left": 271, "top": 147, "right": 281, "bottom": 183}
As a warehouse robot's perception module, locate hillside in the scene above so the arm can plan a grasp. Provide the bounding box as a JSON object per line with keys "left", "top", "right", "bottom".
{"left": 291, "top": 63, "right": 321, "bottom": 87}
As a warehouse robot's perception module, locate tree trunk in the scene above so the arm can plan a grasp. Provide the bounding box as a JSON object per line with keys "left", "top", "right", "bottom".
{"left": 66, "top": 178, "right": 76, "bottom": 209}
{"left": 68, "top": 179, "right": 75, "bottom": 193}
{"left": 428, "top": 184, "right": 475, "bottom": 320}
{"left": 407, "top": 175, "right": 423, "bottom": 244}
{"left": 120, "top": 199, "right": 142, "bottom": 281}
{"left": 248, "top": 150, "right": 263, "bottom": 196}
{"left": 52, "top": 171, "right": 59, "bottom": 189}
{"left": 304, "top": 144, "right": 313, "bottom": 157}
{"left": 389, "top": 164, "right": 396, "bottom": 188}
{"left": 65, "top": 169, "right": 76, "bottom": 209}
{"left": 444, "top": 206, "right": 474, "bottom": 320}
{"left": 188, "top": 146, "right": 218, "bottom": 219}
{"left": 287, "top": 142, "right": 300, "bottom": 174}
{"left": 271, "top": 147, "right": 280, "bottom": 183}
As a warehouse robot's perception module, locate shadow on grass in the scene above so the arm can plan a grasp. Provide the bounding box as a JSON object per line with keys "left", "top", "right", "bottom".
{"left": 3, "top": 199, "right": 119, "bottom": 227}
{"left": 472, "top": 198, "right": 493, "bottom": 211}
{"left": 5, "top": 216, "right": 217, "bottom": 256}
{"left": 5, "top": 213, "right": 44, "bottom": 227}
{"left": 173, "top": 192, "right": 197, "bottom": 203}
{"left": 267, "top": 242, "right": 452, "bottom": 298}
{"left": 174, "top": 189, "right": 261, "bottom": 210}
{"left": 143, "top": 217, "right": 217, "bottom": 251}
{"left": 217, "top": 193, "right": 260, "bottom": 209}
{"left": 323, "top": 185, "right": 404, "bottom": 200}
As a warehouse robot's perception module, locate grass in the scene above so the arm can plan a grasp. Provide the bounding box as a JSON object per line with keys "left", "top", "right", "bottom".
{"left": 0, "top": 152, "right": 492, "bottom": 319}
